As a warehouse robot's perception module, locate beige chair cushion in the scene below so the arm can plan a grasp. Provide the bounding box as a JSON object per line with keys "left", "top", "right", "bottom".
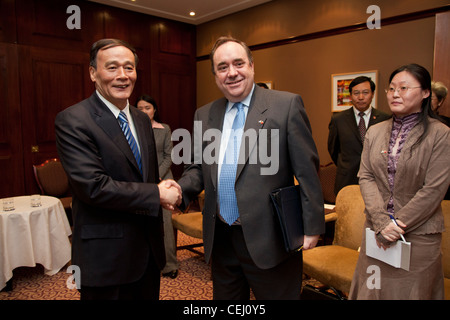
{"left": 172, "top": 211, "right": 203, "bottom": 239}
{"left": 303, "top": 245, "right": 359, "bottom": 294}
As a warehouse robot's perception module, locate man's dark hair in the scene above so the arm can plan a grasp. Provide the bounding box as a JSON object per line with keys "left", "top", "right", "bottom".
{"left": 89, "top": 38, "right": 139, "bottom": 69}
{"left": 349, "top": 76, "right": 376, "bottom": 93}
{"left": 209, "top": 36, "right": 253, "bottom": 75}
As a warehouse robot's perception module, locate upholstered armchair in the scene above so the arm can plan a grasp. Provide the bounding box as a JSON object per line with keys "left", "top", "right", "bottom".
{"left": 33, "top": 158, "right": 72, "bottom": 225}
{"left": 318, "top": 162, "right": 338, "bottom": 227}
{"left": 172, "top": 191, "right": 205, "bottom": 254}
{"left": 318, "top": 162, "right": 337, "bottom": 205}
{"left": 302, "top": 184, "right": 365, "bottom": 298}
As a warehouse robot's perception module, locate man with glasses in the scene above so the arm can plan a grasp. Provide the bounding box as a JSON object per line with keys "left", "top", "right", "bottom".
{"left": 328, "top": 76, "right": 391, "bottom": 195}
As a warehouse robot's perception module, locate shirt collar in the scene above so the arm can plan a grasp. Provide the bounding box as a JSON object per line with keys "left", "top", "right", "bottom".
{"left": 96, "top": 90, "right": 130, "bottom": 119}
{"left": 353, "top": 106, "right": 372, "bottom": 117}
{"left": 226, "top": 83, "right": 255, "bottom": 112}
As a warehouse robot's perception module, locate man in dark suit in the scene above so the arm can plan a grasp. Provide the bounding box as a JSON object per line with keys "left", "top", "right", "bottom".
{"left": 328, "top": 76, "right": 391, "bottom": 195}
{"left": 177, "top": 37, "right": 325, "bottom": 299}
{"left": 55, "top": 39, "right": 181, "bottom": 300}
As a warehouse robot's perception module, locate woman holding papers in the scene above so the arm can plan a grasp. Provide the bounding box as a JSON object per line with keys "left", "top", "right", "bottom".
{"left": 349, "top": 64, "right": 450, "bottom": 300}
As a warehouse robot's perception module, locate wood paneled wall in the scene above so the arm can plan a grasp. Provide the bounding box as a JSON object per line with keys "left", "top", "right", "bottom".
{"left": 433, "top": 11, "right": 450, "bottom": 117}
{"left": 0, "top": 0, "right": 196, "bottom": 197}
{"left": 196, "top": 1, "right": 449, "bottom": 164}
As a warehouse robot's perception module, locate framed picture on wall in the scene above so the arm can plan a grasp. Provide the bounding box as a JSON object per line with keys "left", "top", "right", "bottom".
{"left": 256, "top": 81, "right": 273, "bottom": 89}
{"left": 331, "top": 70, "right": 378, "bottom": 112}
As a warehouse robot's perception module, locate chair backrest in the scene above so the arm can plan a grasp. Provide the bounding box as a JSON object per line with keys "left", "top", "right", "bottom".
{"left": 442, "top": 200, "right": 450, "bottom": 278}
{"left": 318, "top": 162, "right": 337, "bottom": 204}
{"left": 33, "top": 158, "right": 69, "bottom": 197}
{"left": 294, "top": 162, "right": 337, "bottom": 205}
{"left": 333, "top": 184, "right": 366, "bottom": 250}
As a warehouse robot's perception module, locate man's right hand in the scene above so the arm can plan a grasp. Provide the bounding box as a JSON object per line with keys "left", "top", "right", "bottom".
{"left": 158, "top": 180, "right": 182, "bottom": 210}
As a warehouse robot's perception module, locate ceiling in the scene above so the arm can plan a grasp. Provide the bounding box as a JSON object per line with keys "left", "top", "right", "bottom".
{"left": 89, "top": 0, "right": 272, "bottom": 25}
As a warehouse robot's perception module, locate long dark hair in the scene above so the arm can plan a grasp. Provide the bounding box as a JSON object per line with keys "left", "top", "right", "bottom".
{"left": 388, "top": 63, "right": 437, "bottom": 153}
{"left": 135, "top": 94, "right": 161, "bottom": 123}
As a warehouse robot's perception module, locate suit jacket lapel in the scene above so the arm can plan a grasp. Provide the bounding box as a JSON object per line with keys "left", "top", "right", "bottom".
{"left": 395, "top": 121, "right": 421, "bottom": 180}
{"left": 209, "top": 98, "right": 227, "bottom": 189}
{"left": 90, "top": 94, "right": 142, "bottom": 177}
{"left": 236, "top": 86, "right": 268, "bottom": 180}
{"left": 368, "top": 108, "right": 382, "bottom": 127}
{"left": 380, "top": 119, "right": 392, "bottom": 191}
{"left": 344, "top": 107, "right": 362, "bottom": 144}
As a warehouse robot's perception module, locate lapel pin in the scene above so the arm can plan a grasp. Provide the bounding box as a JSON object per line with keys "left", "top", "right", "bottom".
{"left": 258, "top": 120, "right": 264, "bottom": 124}
{"left": 381, "top": 150, "right": 387, "bottom": 154}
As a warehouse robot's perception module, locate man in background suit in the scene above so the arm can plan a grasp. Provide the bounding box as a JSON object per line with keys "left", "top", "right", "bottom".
{"left": 55, "top": 39, "right": 181, "bottom": 300}
{"left": 177, "top": 37, "right": 325, "bottom": 299}
{"left": 328, "top": 76, "right": 390, "bottom": 195}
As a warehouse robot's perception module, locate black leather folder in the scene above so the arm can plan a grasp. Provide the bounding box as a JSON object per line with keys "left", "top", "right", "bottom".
{"left": 270, "top": 185, "right": 304, "bottom": 252}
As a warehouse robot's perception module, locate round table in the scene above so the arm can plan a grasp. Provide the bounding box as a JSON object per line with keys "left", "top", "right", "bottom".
{"left": 0, "top": 195, "right": 72, "bottom": 291}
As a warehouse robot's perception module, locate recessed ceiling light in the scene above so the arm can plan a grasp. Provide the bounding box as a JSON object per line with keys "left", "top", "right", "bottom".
{"left": 189, "top": 11, "right": 196, "bottom": 17}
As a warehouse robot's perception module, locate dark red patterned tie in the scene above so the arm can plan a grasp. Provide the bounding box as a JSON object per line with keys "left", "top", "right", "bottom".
{"left": 358, "top": 112, "right": 366, "bottom": 142}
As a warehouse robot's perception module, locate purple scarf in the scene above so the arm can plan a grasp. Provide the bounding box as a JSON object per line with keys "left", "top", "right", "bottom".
{"left": 386, "top": 113, "right": 420, "bottom": 214}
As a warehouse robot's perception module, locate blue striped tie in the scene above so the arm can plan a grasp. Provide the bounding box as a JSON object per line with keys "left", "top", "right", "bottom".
{"left": 219, "top": 102, "right": 245, "bottom": 225}
{"left": 118, "top": 111, "right": 142, "bottom": 174}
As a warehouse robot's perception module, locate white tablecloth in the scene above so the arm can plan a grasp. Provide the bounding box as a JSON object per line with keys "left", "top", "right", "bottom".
{"left": 0, "top": 195, "right": 72, "bottom": 290}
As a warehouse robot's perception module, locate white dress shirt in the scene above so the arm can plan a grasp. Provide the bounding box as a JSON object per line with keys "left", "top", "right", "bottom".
{"left": 96, "top": 90, "right": 141, "bottom": 153}
{"left": 353, "top": 106, "right": 372, "bottom": 129}
{"left": 217, "top": 84, "right": 254, "bottom": 178}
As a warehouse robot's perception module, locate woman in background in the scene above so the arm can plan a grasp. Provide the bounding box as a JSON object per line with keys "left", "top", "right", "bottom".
{"left": 136, "top": 94, "right": 178, "bottom": 279}
{"left": 431, "top": 81, "right": 449, "bottom": 127}
{"left": 431, "top": 81, "right": 450, "bottom": 200}
{"left": 349, "top": 64, "right": 450, "bottom": 299}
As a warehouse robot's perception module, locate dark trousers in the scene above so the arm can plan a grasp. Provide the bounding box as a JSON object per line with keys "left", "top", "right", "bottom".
{"left": 80, "top": 253, "right": 161, "bottom": 300}
{"left": 211, "top": 220, "right": 303, "bottom": 300}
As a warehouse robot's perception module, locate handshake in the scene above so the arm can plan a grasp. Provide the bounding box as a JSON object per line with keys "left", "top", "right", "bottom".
{"left": 158, "top": 179, "right": 182, "bottom": 211}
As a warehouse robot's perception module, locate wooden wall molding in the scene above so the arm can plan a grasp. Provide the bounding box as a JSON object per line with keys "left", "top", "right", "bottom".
{"left": 196, "top": 5, "right": 450, "bottom": 61}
